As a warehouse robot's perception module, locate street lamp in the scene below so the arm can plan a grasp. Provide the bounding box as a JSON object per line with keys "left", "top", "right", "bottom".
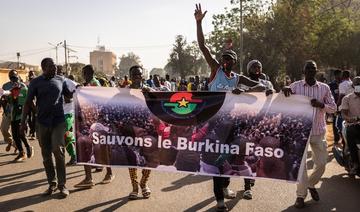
{"left": 48, "top": 41, "right": 63, "bottom": 64}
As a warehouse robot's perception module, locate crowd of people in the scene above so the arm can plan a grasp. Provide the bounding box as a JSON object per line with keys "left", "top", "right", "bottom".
{"left": 1, "top": 3, "right": 360, "bottom": 212}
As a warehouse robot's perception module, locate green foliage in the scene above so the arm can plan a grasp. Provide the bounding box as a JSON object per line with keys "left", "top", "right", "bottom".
{"left": 118, "top": 52, "right": 142, "bottom": 77}
{"left": 166, "top": 35, "right": 210, "bottom": 79}
{"left": 207, "top": 0, "right": 360, "bottom": 83}
{"left": 68, "top": 62, "right": 85, "bottom": 82}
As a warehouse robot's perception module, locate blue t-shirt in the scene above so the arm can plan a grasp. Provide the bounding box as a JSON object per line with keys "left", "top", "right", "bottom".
{"left": 27, "top": 75, "right": 71, "bottom": 127}
{"left": 208, "top": 68, "right": 239, "bottom": 91}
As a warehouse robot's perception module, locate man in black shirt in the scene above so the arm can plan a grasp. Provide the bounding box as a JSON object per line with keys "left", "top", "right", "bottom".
{"left": 20, "top": 58, "right": 72, "bottom": 198}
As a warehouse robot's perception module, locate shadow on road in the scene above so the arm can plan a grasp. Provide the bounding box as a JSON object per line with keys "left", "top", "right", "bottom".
{"left": 184, "top": 190, "right": 244, "bottom": 212}
{"left": 0, "top": 168, "right": 45, "bottom": 184}
{"left": 0, "top": 169, "right": 84, "bottom": 211}
{"left": 162, "top": 174, "right": 211, "bottom": 192}
{"left": 74, "top": 196, "right": 129, "bottom": 212}
{"left": 184, "top": 196, "right": 215, "bottom": 212}
{"left": 0, "top": 153, "right": 17, "bottom": 158}
{"left": 282, "top": 173, "right": 360, "bottom": 212}
{"left": 0, "top": 193, "right": 53, "bottom": 211}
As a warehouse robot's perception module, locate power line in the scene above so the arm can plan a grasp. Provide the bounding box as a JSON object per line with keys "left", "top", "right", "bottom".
{"left": 0, "top": 48, "right": 53, "bottom": 62}
{"left": 21, "top": 48, "right": 53, "bottom": 57}
{"left": 67, "top": 44, "right": 172, "bottom": 50}
{"left": 0, "top": 47, "right": 50, "bottom": 57}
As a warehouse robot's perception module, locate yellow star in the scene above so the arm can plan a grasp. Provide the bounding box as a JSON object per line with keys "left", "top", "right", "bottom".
{"left": 177, "top": 97, "right": 189, "bottom": 108}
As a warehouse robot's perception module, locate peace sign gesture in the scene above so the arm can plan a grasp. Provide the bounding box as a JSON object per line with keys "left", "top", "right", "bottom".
{"left": 194, "top": 3, "right": 207, "bottom": 22}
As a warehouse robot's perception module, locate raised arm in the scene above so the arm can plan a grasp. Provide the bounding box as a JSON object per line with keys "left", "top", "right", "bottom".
{"left": 195, "top": 3, "right": 219, "bottom": 81}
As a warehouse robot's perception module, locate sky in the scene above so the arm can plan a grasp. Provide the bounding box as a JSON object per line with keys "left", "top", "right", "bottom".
{"left": 0, "top": 0, "right": 233, "bottom": 70}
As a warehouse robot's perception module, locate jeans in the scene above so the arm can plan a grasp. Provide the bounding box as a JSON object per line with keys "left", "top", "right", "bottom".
{"left": 244, "top": 178, "right": 255, "bottom": 190}
{"left": 213, "top": 177, "right": 230, "bottom": 201}
{"left": 332, "top": 115, "right": 340, "bottom": 143}
{"left": 37, "top": 122, "right": 66, "bottom": 188}
{"left": 11, "top": 120, "right": 30, "bottom": 153}
{"left": 27, "top": 110, "right": 36, "bottom": 136}
{"left": 346, "top": 124, "right": 360, "bottom": 165}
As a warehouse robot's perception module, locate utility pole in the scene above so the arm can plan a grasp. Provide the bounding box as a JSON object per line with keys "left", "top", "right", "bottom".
{"left": 64, "top": 43, "right": 77, "bottom": 75}
{"left": 16, "top": 52, "right": 20, "bottom": 69}
{"left": 64, "top": 40, "right": 68, "bottom": 74}
{"left": 239, "top": 0, "right": 244, "bottom": 75}
{"left": 48, "top": 41, "right": 63, "bottom": 64}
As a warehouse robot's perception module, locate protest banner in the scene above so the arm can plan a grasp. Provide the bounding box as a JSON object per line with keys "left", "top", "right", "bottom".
{"left": 75, "top": 87, "right": 314, "bottom": 182}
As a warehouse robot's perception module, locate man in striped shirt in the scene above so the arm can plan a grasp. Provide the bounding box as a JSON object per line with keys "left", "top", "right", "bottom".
{"left": 283, "top": 60, "right": 336, "bottom": 209}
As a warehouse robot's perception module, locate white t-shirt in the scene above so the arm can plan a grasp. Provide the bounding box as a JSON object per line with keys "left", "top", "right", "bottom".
{"left": 164, "top": 81, "right": 172, "bottom": 91}
{"left": 63, "top": 78, "right": 78, "bottom": 114}
{"left": 339, "top": 79, "right": 353, "bottom": 95}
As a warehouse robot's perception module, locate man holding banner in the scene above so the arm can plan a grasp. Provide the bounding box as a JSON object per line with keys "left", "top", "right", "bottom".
{"left": 283, "top": 60, "right": 336, "bottom": 209}
{"left": 75, "top": 65, "right": 115, "bottom": 188}
{"left": 127, "top": 65, "right": 152, "bottom": 200}
{"left": 195, "top": 4, "right": 266, "bottom": 211}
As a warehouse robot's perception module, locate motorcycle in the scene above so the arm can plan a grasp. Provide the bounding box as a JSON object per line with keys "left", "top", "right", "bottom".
{"left": 332, "top": 121, "right": 360, "bottom": 178}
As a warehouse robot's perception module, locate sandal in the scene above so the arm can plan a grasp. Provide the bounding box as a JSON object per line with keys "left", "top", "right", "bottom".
{"left": 141, "top": 186, "right": 151, "bottom": 198}
{"left": 128, "top": 191, "right": 138, "bottom": 200}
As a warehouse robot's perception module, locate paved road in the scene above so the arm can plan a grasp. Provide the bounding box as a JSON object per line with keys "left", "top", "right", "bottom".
{"left": 0, "top": 131, "right": 359, "bottom": 212}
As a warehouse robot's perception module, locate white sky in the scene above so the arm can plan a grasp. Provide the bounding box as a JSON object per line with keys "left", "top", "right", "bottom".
{"left": 0, "top": 0, "right": 233, "bottom": 70}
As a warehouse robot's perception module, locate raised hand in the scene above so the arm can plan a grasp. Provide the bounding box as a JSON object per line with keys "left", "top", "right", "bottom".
{"left": 194, "top": 3, "right": 207, "bottom": 22}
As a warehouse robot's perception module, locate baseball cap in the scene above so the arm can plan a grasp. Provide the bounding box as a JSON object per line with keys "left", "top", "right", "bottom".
{"left": 221, "top": 50, "right": 237, "bottom": 62}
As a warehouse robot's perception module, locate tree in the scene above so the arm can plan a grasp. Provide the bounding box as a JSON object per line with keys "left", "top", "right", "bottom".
{"left": 149, "top": 68, "right": 166, "bottom": 77}
{"left": 118, "top": 52, "right": 142, "bottom": 77}
{"left": 167, "top": 35, "right": 210, "bottom": 79}
{"left": 207, "top": 0, "right": 360, "bottom": 85}
{"left": 68, "top": 62, "right": 85, "bottom": 82}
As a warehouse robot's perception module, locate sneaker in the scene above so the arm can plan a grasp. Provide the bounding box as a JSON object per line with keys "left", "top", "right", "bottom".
{"left": 100, "top": 174, "right": 115, "bottom": 184}
{"left": 74, "top": 179, "right": 94, "bottom": 188}
{"left": 242, "top": 189, "right": 252, "bottom": 200}
{"left": 14, "top": 152, "right": 26, "bottom": 162}
{"left": 294, "top": 197, "right": 305, "bottom": 209}
{"left": 349, "top": 163, "right": 359, "bottom": 175}
{"left": 5, "top": 143, "right": 11, "bottom": 152}
{"left": 308, "top": 187, "right": 320, "bottom": 201}
{"left": 223, "top": 188, "right": 236, "bottom": 199}
{"left": 66, "top": 156, "right": 76, "bottom": 166}
{"left": 59, "top": 186, "right": 70, "bottom": 198}
{"left": 42, "top": 185, "right": 57, "bottom": 196}
{"left": 216, "top": 201, "right": 228, "bottom": 212}
{"left": 27, "top": 146, "right": 34, "bottom": 158}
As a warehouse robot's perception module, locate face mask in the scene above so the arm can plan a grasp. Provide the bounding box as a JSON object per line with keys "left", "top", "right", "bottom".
{"left": 354, "top": 85, "right": 360, "bottom": 93}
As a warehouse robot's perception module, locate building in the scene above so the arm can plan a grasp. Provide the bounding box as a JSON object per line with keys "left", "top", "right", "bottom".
{"left": 90, "top": 46, "right": 117, "bottom": 77}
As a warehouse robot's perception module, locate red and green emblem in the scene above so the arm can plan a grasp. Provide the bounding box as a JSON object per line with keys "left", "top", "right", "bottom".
{"left": 144, "top": 91, "right": 226, "bottom": 126}
{"left": 163, "top": 93, "right": 202, "bottom": 115}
